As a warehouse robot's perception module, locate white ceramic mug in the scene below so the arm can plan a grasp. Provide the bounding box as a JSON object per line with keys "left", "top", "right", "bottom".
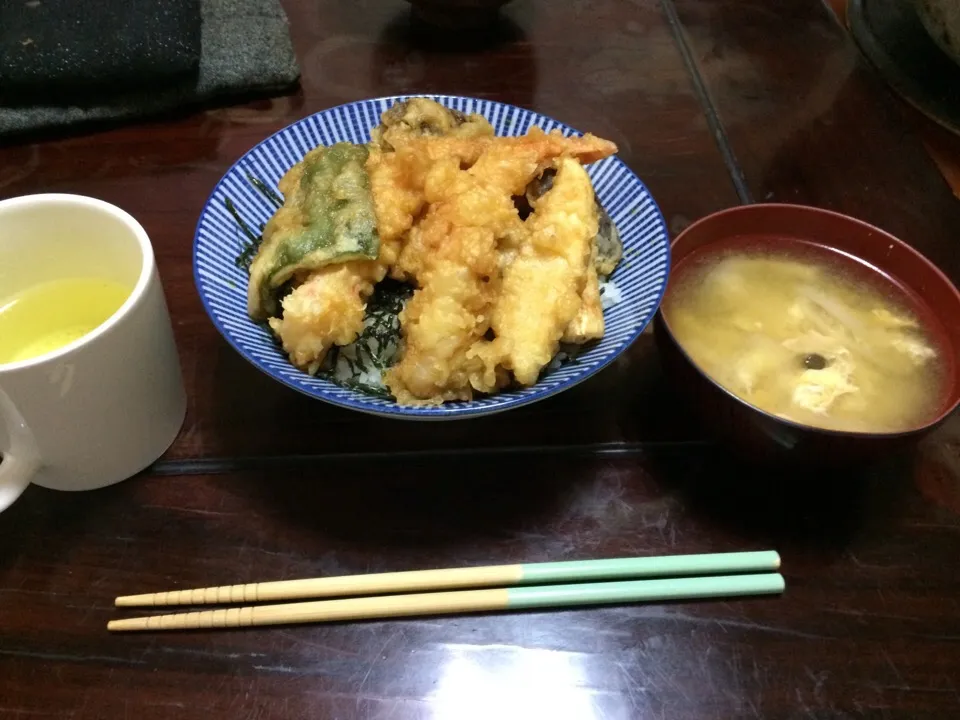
{"left": 0, "top": 194, "right": 186, "bottom": 512}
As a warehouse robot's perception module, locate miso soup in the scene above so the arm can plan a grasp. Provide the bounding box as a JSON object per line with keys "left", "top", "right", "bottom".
{"left": 662, "top": 242, "right": 948, "bottom": 433}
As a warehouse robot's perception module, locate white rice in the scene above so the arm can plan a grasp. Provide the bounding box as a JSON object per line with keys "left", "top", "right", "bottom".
{"left": 333, "top": 350, "right": 385, "bottom": 388}
{"left": 329, "top": 312, "right": 396, "bottom": 389}
{"left": 548, "top": 351, "right": 570, "bottom": 371}
{"left": 599, "top": 278, "right": 623, "bottom": 309}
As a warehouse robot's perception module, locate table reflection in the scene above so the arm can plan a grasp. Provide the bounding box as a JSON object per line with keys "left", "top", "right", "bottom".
{"left": 430, "top": 643, "right": 597, "bottom": 720}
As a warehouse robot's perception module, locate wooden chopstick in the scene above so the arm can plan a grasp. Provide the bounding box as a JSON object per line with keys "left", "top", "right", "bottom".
{"left": 114, "top": 551, "right": 781, "bottom": 607}
{"left": 108, "top": 573, "right": 785, "bottom": 632}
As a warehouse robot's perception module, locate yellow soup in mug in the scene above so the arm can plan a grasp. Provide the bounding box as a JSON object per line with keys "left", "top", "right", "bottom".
{"left": 0, "top": 277, "right": 131, "bottom": 365}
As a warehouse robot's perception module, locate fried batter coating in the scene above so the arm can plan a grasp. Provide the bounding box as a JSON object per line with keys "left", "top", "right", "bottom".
{"left": 268, "top": 265, "right": 372, "bottom": 373}
{"left": 563, "top": 256, "right": 605, "bottom": 344}
{"left": 265, "top": 101, "right": 497, "bottom": 374}
{"left": 253, "top": 98, "right": 620, "bottom": 401}
{"left": 248, "top": 144, "right": 379, "bottom": 321}
{"left": 477, "top": 158, "right": 600, "bottom": 385}
{"left": 384, "top": 156, "right": 521, "bottom": 404}
{"left": 390, "top": 127, "right": 617, "bottom": 173}
{"left": 267, "top": 147, "right": 415, "bottom": 373}
{"left": 384, "top": 135, "right": 616, "bottom": 404}
{"left": 371, "top": 98, "right": 495, "bottom": 151}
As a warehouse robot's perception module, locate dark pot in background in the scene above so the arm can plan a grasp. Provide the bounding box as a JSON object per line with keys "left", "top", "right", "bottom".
{"left": 909, "top": 0, "right": 960, "bottom": 66}
{"left": 404, "top": 0, "right": 514, "bottom": 29}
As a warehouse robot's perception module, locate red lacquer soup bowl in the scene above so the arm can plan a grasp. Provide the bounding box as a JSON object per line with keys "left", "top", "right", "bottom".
{"left": 654, "top": 204, "right": 960, "bottom": 467}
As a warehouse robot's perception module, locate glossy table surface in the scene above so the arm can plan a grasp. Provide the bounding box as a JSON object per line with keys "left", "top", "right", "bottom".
{"left": 3, "top": 0, "right": 960, "bottom": 717}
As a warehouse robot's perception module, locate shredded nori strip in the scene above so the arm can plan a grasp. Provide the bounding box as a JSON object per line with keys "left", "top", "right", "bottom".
{"left": 246, "top": 171, "right": 284, "bottom": 208}
{"left": 361, "top": 278, "right": 414, "bottom": 365}
{"left": 228, "top": 197, "right": 263, "bottom": 271}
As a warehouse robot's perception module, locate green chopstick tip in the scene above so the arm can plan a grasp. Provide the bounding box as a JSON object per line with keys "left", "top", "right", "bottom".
{"left": 506, "top": 573, "right": 785, "bottom": 611}
{"left": 519, "top": 550, "right": 782, "bottom": 585}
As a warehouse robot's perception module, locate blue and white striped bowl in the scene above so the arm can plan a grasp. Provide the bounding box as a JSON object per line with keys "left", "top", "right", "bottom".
{"left": 193, "top": 95, "right": 670, "bottom": 419}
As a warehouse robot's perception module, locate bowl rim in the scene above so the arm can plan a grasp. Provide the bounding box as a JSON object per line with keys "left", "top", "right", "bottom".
{"left": 659, "top": 202, "right": 960, "bottom": 438}
{"left": 191, "top": 93, "right": 671, "bottom": 420}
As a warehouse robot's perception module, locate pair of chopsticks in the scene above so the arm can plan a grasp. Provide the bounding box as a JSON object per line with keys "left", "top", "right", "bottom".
{"left": 108, "top": 550, "right": 784, "bottom": 632}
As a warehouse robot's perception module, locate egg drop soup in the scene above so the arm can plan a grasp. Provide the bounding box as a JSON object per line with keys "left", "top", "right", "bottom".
{"left": 662, "top": 240, "right": 949, "bottom": 433}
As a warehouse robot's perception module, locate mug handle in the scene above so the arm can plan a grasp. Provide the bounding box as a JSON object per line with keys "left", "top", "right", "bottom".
{"left": 0, "top": 387, "right": 40, "bottom": 512}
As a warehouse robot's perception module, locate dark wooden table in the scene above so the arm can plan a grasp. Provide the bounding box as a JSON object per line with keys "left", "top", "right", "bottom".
{"left": 3, "top": 0, "right": 960, "bottom": 717}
